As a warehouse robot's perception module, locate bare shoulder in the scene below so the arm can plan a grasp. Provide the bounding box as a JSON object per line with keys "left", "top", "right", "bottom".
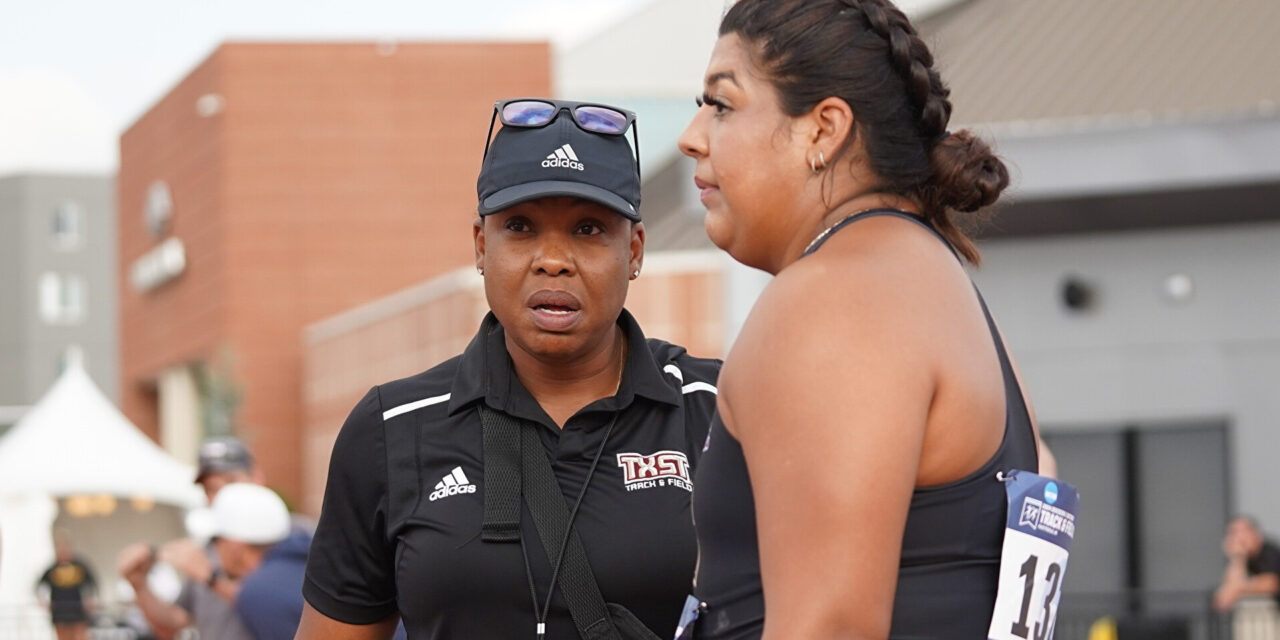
{"left": 719, "top": 216, "right": 960, "bottom": 440}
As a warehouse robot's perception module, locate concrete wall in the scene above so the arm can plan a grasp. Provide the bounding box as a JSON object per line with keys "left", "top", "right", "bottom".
{"left": 972, "top": 220, "right": 1280, "bottom": 592}
{"left": 0, "top": 179, "right": 29, "bottom": 408}
{"left": 0, "top": 174, "right": 116, "bottom": 408}
{"left": 17, "top": 175, "right": 118, "bottom": 403}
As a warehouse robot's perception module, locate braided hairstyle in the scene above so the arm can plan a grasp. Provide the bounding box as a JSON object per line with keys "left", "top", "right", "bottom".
{"left": 720, "top": 0, "right": 1007, "bottom": 264}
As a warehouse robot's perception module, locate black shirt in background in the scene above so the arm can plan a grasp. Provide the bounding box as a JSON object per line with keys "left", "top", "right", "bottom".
{"left": 38, "top": 557, "right": 97, "bottom": 624}
{"left": 304, "top": 311, "right": 720, "bottom": 639}
{"left": 1247, "top": 539, "right": 1280, "bottom": 604}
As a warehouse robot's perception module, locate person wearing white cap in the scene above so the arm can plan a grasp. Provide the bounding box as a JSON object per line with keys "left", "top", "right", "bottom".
{"left": 211, "top": 483, "right": 312, "bottom": 640}
{"left": 119, "top": 437, "right": 259, "bottom": 640}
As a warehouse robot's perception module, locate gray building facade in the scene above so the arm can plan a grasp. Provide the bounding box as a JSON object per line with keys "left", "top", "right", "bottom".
{"left": 0, "top": 174, "right": 118, "bottom": 430}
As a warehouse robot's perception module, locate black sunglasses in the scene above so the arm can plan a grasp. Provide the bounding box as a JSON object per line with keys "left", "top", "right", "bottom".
{"left": 483, "top": 98, "right": 641, "bottom": 180}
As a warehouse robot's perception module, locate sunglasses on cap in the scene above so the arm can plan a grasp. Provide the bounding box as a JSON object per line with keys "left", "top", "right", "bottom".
{"left": 483, "top": 98, "right": 642, "bottom": 180}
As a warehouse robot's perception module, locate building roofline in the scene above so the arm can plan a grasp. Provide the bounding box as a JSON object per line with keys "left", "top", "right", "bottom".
{"left": 992, "top": 107, "right": 1280, "bottom": 201}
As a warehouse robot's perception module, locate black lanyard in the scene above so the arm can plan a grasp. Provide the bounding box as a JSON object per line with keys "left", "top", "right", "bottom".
{"left": 519, "top": 413, "right": 619, "bottom": 639}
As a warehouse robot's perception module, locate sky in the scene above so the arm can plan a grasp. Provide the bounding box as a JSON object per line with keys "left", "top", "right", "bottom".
{"left": 0, "top": 0, "right": 946, "bottom": 175}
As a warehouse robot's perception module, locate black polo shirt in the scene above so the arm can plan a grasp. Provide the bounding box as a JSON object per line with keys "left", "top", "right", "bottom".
{"left": 304, "top": 310, "right": 720, "bottom": 639}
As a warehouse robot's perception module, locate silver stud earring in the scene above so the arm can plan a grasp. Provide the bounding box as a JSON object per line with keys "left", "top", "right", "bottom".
{"left": 632, "top": 269, "right": 640, "bottom": 279}
{"left": 477, "top": 267, "right": 484, "bottom": 275}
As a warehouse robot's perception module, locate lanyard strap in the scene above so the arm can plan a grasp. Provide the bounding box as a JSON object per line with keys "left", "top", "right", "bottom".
{"left": 479, "top": 406, "right": 621, "bottom": 639}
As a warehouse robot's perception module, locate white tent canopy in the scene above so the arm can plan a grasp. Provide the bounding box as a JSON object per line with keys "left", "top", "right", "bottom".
{"left": 0, "top": 358, "right": 203, "bottom": 508}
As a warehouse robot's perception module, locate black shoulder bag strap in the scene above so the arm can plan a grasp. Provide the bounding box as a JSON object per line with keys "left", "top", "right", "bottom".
{"left": 479, "top": 406, "right": 632, "bottom": 640}
{"left": 480, "top": 405, "right": 522, "bottom": 543}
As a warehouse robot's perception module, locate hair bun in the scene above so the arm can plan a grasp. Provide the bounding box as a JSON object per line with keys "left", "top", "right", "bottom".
{"left": 925, "top": 130, "right": 1009, "bottom": 213}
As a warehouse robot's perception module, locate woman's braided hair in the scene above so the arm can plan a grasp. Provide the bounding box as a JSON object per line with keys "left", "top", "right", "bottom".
{"left": 720, "top": 0, "right": 1008, "bottom": 264}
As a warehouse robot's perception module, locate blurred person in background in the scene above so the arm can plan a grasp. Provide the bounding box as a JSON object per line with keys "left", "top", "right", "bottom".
{"left": 1214, "top": 515, "right": 1280, "bottom": 612}
{"left": 36, "top": 528, "right": 98, "bottom": 640}
{"left": 297, "top": 97, "right": 720, "bottom": 639}
{"left": 210, "top": 482, "right": 312, "bottom": 640}
{"left": 118, "top": 436, "right": 258, "bottom": 640}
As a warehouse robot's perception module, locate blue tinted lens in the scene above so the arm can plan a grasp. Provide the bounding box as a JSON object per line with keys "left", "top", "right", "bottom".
{"left": 574, "top": 106, "right": 628, "bottom": 134}
{"left": 502, "top": 101, "right": 556, "bottom": 126}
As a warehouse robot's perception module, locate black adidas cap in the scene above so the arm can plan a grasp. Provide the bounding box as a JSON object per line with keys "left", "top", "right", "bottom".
{"left": 477, "top": 116, "right": 641, "bottom": 221}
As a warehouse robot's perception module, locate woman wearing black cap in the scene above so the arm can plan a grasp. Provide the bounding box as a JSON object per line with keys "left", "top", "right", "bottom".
{"left": 298, "top": 99, "right": 719, "bottom": 639}
{"left": 676, "top": 1, "right": 1064, "bottom": 639}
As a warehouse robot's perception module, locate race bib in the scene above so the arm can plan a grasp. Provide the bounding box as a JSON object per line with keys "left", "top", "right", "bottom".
{"left": 987, "top": 470, "right": 1079, "bottom": 640}
{"left": 673, "top": 595, "right": 705, "bottom": 640}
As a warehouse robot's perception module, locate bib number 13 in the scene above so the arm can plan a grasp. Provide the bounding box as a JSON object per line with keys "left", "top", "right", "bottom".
{"left": 1009, "top": 554, "right": 1062, "bottom": 639}
{"left": 987, "top": 471, "right": 1078, "bottom": 640}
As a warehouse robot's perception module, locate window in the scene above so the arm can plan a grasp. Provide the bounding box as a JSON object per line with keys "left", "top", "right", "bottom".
{"left": 52, "top": 201, "right": 84, "bottom": 250}
{"left": 38, "top": 272, "right": 86, "bottom": 324}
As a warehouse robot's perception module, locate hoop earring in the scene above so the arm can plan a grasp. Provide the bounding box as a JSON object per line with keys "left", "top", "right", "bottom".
{"left": 810, "top": 151, "right": 827, "bottom": 174}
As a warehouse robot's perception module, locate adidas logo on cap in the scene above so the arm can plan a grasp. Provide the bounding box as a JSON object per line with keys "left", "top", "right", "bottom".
{"left": 541, "top": 144, "right": 585, "bottom": 171}
{"left": 429, "top": 466, "right": 476, "bottom": 501}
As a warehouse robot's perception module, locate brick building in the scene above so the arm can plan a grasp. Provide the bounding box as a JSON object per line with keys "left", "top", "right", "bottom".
{"left": 118, "top": 42, "right": 551, "bottom": 502}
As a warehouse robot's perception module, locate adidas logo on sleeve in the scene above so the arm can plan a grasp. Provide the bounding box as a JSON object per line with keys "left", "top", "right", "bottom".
{"left": 429, "top": 466, "right": 476, "bottom": 501}
{"left": 541, "top": 144, "right": 585, "bottom": 171}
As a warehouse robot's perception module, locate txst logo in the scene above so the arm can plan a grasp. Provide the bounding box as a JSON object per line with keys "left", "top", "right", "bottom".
{"left": 542, "top": 144, "right": 586, "bottom": 171}
{"left": 616, "top": 450, "right": 692, "bottom": 492}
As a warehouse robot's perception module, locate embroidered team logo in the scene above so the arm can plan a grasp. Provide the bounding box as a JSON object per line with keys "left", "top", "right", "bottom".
{"left": 616, "top": 450, "right": 692, "bottom": 492}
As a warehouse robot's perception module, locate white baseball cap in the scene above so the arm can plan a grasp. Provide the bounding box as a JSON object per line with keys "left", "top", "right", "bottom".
{"left": 210, "top": 483, "right": 290, "bottom": 545}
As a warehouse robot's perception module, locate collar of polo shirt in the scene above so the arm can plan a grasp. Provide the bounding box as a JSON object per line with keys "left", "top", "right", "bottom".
{"left": 445, "top": 309, "right": 682, "bottom": 422}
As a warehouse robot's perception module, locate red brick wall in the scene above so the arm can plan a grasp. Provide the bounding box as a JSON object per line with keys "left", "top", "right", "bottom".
{"left": 119, "top": 53, "right": 229, "bottom": 443}
{"left": 119, "top": 42, "right": 552, "bottom": 503}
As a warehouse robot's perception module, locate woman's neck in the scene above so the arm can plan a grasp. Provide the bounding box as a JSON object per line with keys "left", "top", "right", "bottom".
{"left": 506, "top": 327, "right": 626, "bottom": 428}
{"left": 776, "top": 191, "right": 920, "bottom": 271}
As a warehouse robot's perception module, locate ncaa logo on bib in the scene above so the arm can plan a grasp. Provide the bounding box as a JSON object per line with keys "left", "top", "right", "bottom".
{"left": 1044, "top": 481, "right": 1059, "bottom": 505}
{"left": 616, "top": 450, "right": 692, "bottom": 492}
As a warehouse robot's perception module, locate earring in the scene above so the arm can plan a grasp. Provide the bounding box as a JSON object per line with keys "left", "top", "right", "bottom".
{"left": 810, "top": 151, "right": 827, "bottom": 174}
{"left": 477, "top": 267, "right": 484, "bottom": 275}
{"left": 632, "top": 269, "right": 640, "bottom": 279}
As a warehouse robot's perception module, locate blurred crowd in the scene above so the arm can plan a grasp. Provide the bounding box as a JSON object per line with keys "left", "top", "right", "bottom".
{"left": 33, "top": 438, "right": 312, "bottom": 640}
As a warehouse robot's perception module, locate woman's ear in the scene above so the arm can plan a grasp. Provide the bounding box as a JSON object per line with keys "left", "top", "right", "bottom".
{"left": 473, "top": 217, "right": 486, "bottom": 272}
{"left": 807, "top": 96, "right": 855, "bottom": 165}
{"left": 629, "top": 221, "right": 646, "bottom": 277}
